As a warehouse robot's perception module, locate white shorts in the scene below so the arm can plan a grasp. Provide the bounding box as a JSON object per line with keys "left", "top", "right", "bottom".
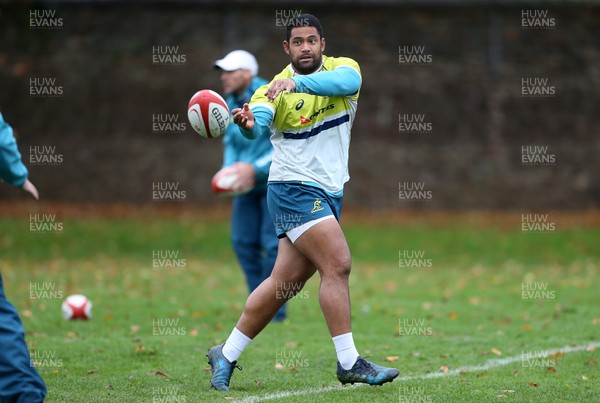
{"left": 286, "top": 215, "right": 334, "bottom": 243}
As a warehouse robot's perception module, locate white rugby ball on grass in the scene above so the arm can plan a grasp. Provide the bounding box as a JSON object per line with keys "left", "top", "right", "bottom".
{"left": 61, "top": 294, "right": 92, "bottom": 320}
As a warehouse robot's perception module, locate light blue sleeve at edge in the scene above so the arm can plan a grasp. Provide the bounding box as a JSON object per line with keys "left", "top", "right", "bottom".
{"left": 0, "top": 113, "right": 28, "bottom": 187}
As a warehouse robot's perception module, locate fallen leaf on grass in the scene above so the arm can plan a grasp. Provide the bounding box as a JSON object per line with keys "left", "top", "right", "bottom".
{"left": 528, "top": 381, "right": 539, "bottom": 387}
{"left": 459, "top": 370, "right": 468, "bottom": 375}
{"left": 547, "top": 367, "right": 557, "bottom": 373}
{"left": 584, "top": 358, "right": 597, "bottom": 365}
{"left": 440, "top": 366, "right": 449, "bottom": 373}
{"left": 130, "top": 325, "right": 140, "bottom": 334}
{"left": 582, "top": 375, "right": 588, "bottom": 381}
{"left": 521, "top": 324, "right": 533, "bottom": 331}
{"left": 134, "top": 345, "right": 144, "bottom": 353}
{"left": 586, "top": 345, "right": 596, "bottom": 352}
{"left": 385, "top": 356, "right": 400, "bottom": 362}
{"left": 592, "top": 318, "right": 600, "bottom": 325}
{"left": 384, "top": 281, "right": 396, "bottom": 293}
{"left": 285, "top": 341, "right": 298, "bottom": 348}
{"left": 448, "top": 312, "right": 458, "bottom": 320}
{"left": 491, "top": 347, "right": 502, "bottom": 356}
{"left": 548, "top": 351, "right": 564, "bottom": 358}
{"left": 87, "top": 370, "right": 97, "bottom": 375}
{"left": 191, "top": 310, "right": 206, "bottom": 319}
{"left": 149, "top": 370, "right": 169, "bottom": 378}
{"left": 189, "top": 329, "right": 199, "bottom": 336}
{"left": 476, "top": 371, "right": 487, "bottom": 378}
{"left": 203, "top": 366, "right": 212, "bottom": 373}
{"left": 502, "top": 390, "right": 515, "bottom": 393}
{"left": 275, "top": 363, "right": 284, "bottom": 370}
{"left": 513, "top": 371, "right": 519, "bottom": 376}
{"left": 497, "top": 395, "right": 507, "bottom": 398}
{"left": 22, "top": 310, "right": 32, "bottom": 318}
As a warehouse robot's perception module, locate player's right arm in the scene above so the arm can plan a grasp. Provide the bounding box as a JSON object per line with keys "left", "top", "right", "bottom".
{"left": 232, "top": 104, "right": 273, "bottom": 140}
{"left": 232, "top": 82, "right": 277, "bottom": 140}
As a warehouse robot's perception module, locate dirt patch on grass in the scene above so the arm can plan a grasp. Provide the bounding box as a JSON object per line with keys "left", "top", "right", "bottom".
{"left": 1, "top": 201, "right": 599, "bottom": 229}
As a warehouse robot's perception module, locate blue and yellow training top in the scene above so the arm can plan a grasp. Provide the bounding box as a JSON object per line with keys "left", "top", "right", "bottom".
{"left": 241, "top": 55, "right": 362, "bottom": 196}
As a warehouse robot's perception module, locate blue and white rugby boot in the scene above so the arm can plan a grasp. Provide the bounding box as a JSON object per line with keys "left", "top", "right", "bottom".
{"left": 207, "top": 343, "right": 241, "bottom": 391}
{"left": 336, "top": 356, "right": 399, "bottom": 386}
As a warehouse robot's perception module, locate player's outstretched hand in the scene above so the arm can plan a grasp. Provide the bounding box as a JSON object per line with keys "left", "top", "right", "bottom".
{"left": 265, "top": 78, "right": 296, "bottom": 102}
{"left": 22, "top": 179, "right": 39, "bottom": 200}
{"left": 232, "top": 103, "right": 255, "bottom": 130}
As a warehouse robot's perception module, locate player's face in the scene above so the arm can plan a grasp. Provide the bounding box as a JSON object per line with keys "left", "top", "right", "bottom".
{"left": 220, "top": 69, "right": 252, "bottom": 95}
{"left": 284, "top": 26, "right": 325, "bottom": 75}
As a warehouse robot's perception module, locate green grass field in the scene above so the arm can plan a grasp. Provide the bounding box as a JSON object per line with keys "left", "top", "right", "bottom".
{"left": 1, "top": 209, "right": 599, "bottom": 402}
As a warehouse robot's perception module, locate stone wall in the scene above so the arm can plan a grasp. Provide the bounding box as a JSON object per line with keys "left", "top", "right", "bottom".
{"left": 0, "top": 3, "right": 597, "bottom": 209}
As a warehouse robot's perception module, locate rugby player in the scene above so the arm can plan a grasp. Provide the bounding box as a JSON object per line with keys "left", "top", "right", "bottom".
{"left": 207, "top": 14, "right": 399, "bottom": 391}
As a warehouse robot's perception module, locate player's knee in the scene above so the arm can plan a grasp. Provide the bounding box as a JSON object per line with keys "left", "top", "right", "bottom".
{"left": 330, "top": 253, "right": 352, "bottom": 279}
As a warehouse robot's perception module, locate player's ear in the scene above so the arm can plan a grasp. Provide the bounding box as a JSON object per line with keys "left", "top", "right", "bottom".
{"left": 283, "top": 40, "right": 290, "bottom": 55}
{"left": 321, "top": 37, "right": 325, "bottom": 52}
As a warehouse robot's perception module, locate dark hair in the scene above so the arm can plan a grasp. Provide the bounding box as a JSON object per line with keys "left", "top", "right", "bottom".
{"left": 286, "top": 13, "right": 323, "bottom": 42}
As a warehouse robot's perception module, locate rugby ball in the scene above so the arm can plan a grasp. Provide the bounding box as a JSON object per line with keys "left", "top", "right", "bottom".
{"left": 211, "top": 167, "right": 248, "bottom": 196}
{"left": 61, "top": 294, "right": 92, "bottom": 320}
{"left": 187, "top": 89, "right": 230, "bottom": 138}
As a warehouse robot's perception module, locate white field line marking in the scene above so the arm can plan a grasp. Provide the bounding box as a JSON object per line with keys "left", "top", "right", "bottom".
{"left": 236, "top": 341, "right": 600, "bottom": 403}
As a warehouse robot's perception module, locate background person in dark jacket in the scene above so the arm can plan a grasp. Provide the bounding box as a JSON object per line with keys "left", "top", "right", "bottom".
{"left": 213, "top": 51, "right": 286, "bottom": 322}
{"left": 0, "top": 112, "right": 47, "bottom": 403}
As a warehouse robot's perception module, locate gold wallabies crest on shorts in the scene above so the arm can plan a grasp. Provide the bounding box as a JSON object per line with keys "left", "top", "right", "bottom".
{"left": 311, "top": 198, "right": 324, "bottom": 214}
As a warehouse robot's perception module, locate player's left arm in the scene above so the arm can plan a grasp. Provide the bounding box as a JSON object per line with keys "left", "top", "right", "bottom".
{"left": 292, "top": 66, "right": 361, "bottom": 97}
{"left": 265, "top": 58, "right": 361, "bottom": 101}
